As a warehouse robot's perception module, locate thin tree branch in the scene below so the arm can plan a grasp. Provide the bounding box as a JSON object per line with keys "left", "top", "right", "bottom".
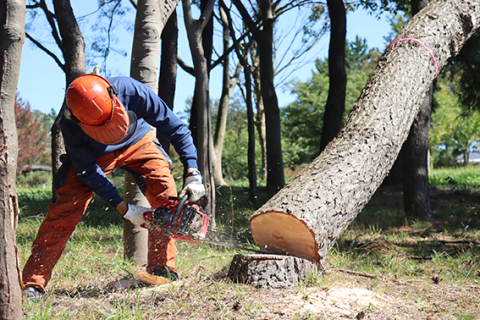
{"left": 39, "top": 0, "right": 64, "bottom": 55}
{"left": 26, "top": 2, "right": 41, "bottom": 9}
{"left": 25, "top": 32, "right": 65, "bottom": 71}
{"left": 275, "top": 1, "right": 326, "bottom": 17}
{"left": 231, "top": 0, "right": 260, "bottom": 38}
{"left": 177, "top": 55, "right": 195, "bottom": 76}
{"left": 210, "top": 30, "right": 249, "bottom": 70}
{"left": 102, "top": 0, "right": 122, "bottom": 73}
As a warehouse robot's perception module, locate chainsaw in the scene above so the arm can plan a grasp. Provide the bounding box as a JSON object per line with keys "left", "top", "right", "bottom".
{"left": 142, "top": 194, "right": 269, "bottom": 254}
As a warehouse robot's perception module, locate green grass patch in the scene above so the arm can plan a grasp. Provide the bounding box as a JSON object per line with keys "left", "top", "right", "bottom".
{"left": 17, "top": 167, "right": 480, "bottom": 319}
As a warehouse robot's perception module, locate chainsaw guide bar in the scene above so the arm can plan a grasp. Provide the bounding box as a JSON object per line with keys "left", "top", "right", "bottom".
{"left": 145, "top": 193, "right": 288, "bottom": 256}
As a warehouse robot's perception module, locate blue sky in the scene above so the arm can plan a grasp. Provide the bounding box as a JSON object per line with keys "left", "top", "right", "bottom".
{"left": 17, "top": 4, "right": 393, "bottom": 116}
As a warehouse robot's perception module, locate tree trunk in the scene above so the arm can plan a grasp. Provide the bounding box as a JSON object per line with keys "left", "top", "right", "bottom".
{"left": 182, "top": 0, "right": 216, "bottom": 225}
{"left": 50, "top": 122, "right": 65, "bottom": 198}
{"left": 200, "top": 0, "right": 215, "bottom": 222}
{"left": 256, "top": 0, "right": 285, "bottom": 190}
{"left": 158, "top": 8, "right": 178, "bottom": 151}
{"left": 249, "top": 0, "right": 480, "bottom": 265}
{"left": 403, "top": 85, "right": 435, "bottom": 219}
{"left": 0, "top": 0, "right": 25, "bottom": 317}
{"left": 463, "top": 149, "right": 469, "bottom": 166}
{"left": 320, "top": 0, "right": 347, "bottom": 152}
{"left": 213, "top": 6, "right": 235, "bottom": 187}
{"left": 403, "top": 0, "right": 435, "bottom": 220}
{"left": 125, "top": 0, "right": 179, "bottom": 266}
{"left": 51, "top": 0, "right": 87, "bottom": 198}
{"left": 251, "top": 51, "right": 267, "bottom": 181}
{"left": 245, "top": 64, "right": 259, "bottom": 199}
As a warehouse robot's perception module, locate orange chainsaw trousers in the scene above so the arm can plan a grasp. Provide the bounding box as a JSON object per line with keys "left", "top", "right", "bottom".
{"left": 22, "top": 131, "right": 177, "bottom": 292}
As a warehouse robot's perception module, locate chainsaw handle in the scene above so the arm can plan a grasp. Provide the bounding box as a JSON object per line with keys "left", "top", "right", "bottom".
{"left": 162, "top": 194, "right": 189, "bottom": 236}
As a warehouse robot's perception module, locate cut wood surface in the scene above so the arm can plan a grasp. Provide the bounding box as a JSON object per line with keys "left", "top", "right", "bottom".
{"left": 227, "top": 254, "right": 319, "bottom": 289}
{"left": 250, "top": 0, "right": 480, "bottom": 265}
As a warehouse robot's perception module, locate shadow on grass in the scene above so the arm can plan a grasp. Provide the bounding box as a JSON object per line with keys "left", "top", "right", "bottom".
{"left": 336, "top": 185, "right": 480, "bottom": 263}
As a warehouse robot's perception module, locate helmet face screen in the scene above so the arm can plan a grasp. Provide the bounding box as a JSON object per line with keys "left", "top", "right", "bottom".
{"left": 66, "top": 74, "right": 136, "bottom": 145}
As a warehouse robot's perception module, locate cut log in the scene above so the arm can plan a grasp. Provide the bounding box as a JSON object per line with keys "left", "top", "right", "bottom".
{"left": 250, "top": 0, "right": 480, "bottom": 265}
{"left": 227, "top": 254, "right": 320, "bottom": 289}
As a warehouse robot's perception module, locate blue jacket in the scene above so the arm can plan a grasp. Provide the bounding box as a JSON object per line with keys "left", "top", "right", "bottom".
{"left": 60, "top": 76, "right": 197, "bottom": 208}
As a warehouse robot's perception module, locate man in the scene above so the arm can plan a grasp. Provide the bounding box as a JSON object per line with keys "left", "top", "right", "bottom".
{"left": 22, "top": 74, "right": 205, "bottom": 302}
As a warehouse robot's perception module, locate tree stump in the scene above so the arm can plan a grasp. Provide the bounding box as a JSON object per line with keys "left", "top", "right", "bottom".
{"left": 227, "top": 254, "right": 320, "bottom": 289}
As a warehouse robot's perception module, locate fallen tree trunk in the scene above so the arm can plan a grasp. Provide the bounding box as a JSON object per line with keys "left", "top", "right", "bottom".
{"left": 249, "top": 0, "right": 480, "bottom": 265}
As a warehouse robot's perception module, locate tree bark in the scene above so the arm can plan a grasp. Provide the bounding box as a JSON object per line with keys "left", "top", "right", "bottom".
{"left": 131, "top": 0, "right": 177, "bottom": 91}
{"left": 158, "top": 8, "right": 178, "bottom": 151}
{"left": 403, "top": 85, "right": 435, "bottom": 219}
{"left": 51, "top": 0, "right": 87, "bottom": 198}
{"left": 250, "top": 0, "right": 480, "bottom": 265}
{"left": 0, "top": 0, "right": 25, "bottom": 317}
{"left": 213, "top": 6, "right": 235, "bottom": 187}
{"left": 320, "top": 0, "right": 347, "bottom": 152}
{"left": 251, "top": 51, "right": 267, "bottom": 181}
{"left": 125, "top": 0, "right": 179, "bottom": 266}
{"left": 228, "top": 254, "right": 319, "bottom": 289}
{"left": 403, "top": 0, "right": 436, "bottom": 220}
{"left": 257, "top": 0, "right": 285, "bottom": 190}
{"left": 182, "top": 0, "right": 216, "bottom": 224}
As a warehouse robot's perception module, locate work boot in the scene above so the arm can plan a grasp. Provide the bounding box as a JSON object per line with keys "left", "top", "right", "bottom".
{"left": 150, "top": 266, "right": 179, "bottom": 281}
{"left": 23, "top": 287, "right": 41, "bottom": 303}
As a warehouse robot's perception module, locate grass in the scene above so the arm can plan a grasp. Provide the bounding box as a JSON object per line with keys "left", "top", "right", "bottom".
{"left": 17, "top": 167, "right": 480, "bottom": 319}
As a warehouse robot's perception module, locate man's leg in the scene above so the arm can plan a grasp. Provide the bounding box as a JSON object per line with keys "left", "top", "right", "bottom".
{"left": 117, "top": 131, "right": 178, "bottom": 273}
{"left": 22, "top": 168, "right": 95, "bottom": 291}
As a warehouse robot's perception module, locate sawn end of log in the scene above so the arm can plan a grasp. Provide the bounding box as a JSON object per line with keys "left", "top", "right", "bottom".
{"left": 250, "top": 211, "right": 320, "bottom": 264}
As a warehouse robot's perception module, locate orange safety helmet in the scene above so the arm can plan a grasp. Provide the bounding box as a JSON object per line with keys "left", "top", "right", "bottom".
{"left": 65, "top": 74, "right": 136, "bottom": 145}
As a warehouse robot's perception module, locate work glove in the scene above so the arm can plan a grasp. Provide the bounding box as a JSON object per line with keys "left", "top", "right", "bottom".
{"left": 123, "top": 204, "right": 153, "bottom": 225}
{"left": 179, "top": 170, "right": 205, "bottom": 202}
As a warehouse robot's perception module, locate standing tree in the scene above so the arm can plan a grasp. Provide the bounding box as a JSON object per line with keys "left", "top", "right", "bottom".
{"left": 158, "top": 9, "right": 179, "bottom": 152}
{"left": 247, "top": 0, "right": 479, "bottom": 267}
{"left": 213, "top": 4, "right": 242, "bottom": 187}
{"left": 0, "top": 0, "right": 25, "bottom": 317}
{"left": 320, "top": 0, "right": 347, "bottom": 152}
{"left": 402, "top": 0, "right": 435, "bottom": 220}
{"left": 125, "top": 0, "right": 180, "bottom": 266}
{"left": 182, "top": 0, "right": 216, "bottom": 222}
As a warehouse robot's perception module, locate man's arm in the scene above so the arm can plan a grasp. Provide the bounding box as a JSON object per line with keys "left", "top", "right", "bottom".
{"left": 61, "top": 117, "right": 124, "bottom": 209}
